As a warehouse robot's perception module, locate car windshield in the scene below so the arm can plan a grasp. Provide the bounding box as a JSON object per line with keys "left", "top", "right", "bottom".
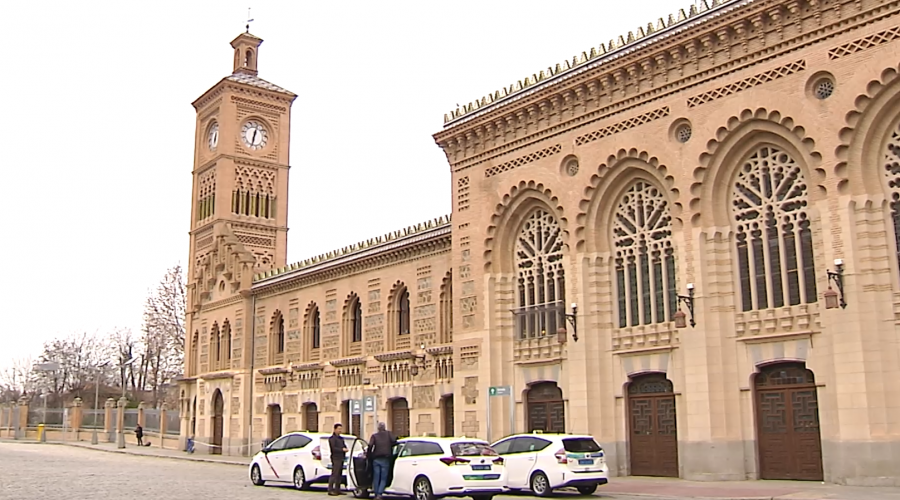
{"left": 451, "top": 442, "right": 497, "bottom": 456}
{"left": 562, "top": 437, "right": 602, "bottom": 453}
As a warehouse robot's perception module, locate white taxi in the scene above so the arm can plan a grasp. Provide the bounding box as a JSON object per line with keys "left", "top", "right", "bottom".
{"left": 348, "top": 436, "right": 507, "bottom": 500}
{"left": 249, "top": 431, "right": 356, "bottom": 490}
{"left": 491, "top": 433, "right": 608, "bottom": 496}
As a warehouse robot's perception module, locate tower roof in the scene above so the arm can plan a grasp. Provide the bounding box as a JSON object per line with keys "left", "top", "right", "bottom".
{"left": 225, "top": 72, "right": 294, "bottom": 95}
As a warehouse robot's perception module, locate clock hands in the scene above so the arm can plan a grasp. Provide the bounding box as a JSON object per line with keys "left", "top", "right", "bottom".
{"left": 252, "top": 129, "right": 258, "bottom": 145}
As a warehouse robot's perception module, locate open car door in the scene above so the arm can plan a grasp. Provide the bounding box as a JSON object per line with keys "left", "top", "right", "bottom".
{"left": 347, "top": 437, "right": 371, "bottom": 498}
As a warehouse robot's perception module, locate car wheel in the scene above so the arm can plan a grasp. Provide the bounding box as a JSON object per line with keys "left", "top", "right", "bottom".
{"left": 353, "top": 488, "right": 371, "bottom": 499}
{"left": 293, "top": 466, "right": 307, "bottom": 490}
{"left": 576, "top": 485, "right": 597, "bottom": 496}
{"left": 530, "top": 471, "right": 552, "bottom": 497}
{"left": 250, "top": 464, "right": 265, "bottom": 486}
{"left": 414, "top": 476, "right": 435, "bottom": 500}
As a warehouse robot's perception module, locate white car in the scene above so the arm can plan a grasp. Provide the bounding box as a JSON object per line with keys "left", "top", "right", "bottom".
{"left": 249, "top": 431, "right": 357, "bottom": 490}
{"left": 491, "top": 433, "right": 608, "bottom": 496}
{"left": 348, "top": 436, "right": 507, "bottom": 500}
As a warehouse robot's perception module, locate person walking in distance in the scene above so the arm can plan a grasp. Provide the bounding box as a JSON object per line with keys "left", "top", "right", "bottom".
{"left": 328, "top": 423, "right": 348, "bottom": 496}
{"left": 135, "top": 424, "right": 144, "bottom": 446}
{"left": 367, "top": 421, "right": 397, "bottom": 500}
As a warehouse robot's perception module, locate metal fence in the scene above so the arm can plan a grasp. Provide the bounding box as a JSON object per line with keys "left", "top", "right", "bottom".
{"left": 82, "top": 409, "right": 105, "bottom": 429}
{"left": 27, "top": 408, "right": 64, "bottom": 427}
{"left": 124, "top": 409, "right": 138, "bottom": 430}
{"left": 165, "top": 411, "right": 180, "bottom": 435}
{"left": 144, "top": 409, "right": 160, "bottom": 432}
{"left": 0, "top": 407, "right": 10, "bottom": 427}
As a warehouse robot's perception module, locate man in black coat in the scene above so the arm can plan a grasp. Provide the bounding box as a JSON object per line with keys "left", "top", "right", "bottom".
{"left": 328, "top": 423, "right": 348, "bottom": 496}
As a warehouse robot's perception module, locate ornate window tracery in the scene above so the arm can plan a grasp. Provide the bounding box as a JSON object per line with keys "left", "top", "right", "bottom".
{"left": 883, "top": 124, "right": 900, "bottom": 280}
{"left": 613, "top": 180, "right": 677, "bottom": 327}
{"left": 733, "top": 146, "right": 817, "bottom": 311}
{"left": 514, "top": 209, "right": 565, "bottom": 339}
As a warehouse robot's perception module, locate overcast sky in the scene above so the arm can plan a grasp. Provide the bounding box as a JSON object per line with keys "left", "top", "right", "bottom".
{"left": 2, "top": 0, "right": 689, "bottom": 368}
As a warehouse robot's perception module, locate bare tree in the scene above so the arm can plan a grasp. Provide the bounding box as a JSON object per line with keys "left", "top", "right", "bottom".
{"left": 0, "top": 356, "right": 37, "bottom": 403}
{"left": 33, "top": 332, "right": 112, "bottom": 405}
{"left": 138, "top": 265, "right": 187, "bottom": 406}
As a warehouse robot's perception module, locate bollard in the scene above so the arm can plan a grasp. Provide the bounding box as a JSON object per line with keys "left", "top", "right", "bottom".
{"left": 38, "top": 424, "right": 46, "bottom": 443}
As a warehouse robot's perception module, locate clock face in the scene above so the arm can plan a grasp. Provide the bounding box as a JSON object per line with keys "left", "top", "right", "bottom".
{"left": 241, "top": 120, "right": 268, "bottom": 151}
{"left": 207, "top": 122, "right": 219, "bottom": 151}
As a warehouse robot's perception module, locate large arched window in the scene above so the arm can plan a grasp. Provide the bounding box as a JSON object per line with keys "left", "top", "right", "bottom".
{"left": 398, "top": 287, "right": 410, "bottom": 336}
{"left": 190, "top": 331, "right": 199, "bottom": 376}
{"left": 222, "top": 320, "right": 232, "bottom": 366}
{"left": 733, "top": 145, "right": 817, "bottom": 311}
{"left": 514, "top": 209, "right": 565, "bottom": 339}
{"left": 276, "top": 315, "right": 285, "bottom": 354}
{"left": 269, "top": 311, "right": 285, "bottom": 365}
{"left": 613, "top": 180, "right": 677, "bottom": 327}
{"left": 343, "top": 293, "right": 363, "bottom": 347}
{"left": 303, "top": 302, "right": 321, "bottom": 362}
{"left": 883, "top": 123, "right": 900, "bottom": 279}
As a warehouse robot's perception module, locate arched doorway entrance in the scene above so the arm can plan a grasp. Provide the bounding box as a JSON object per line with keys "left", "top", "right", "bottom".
{"left": 211, "top": 390, "right": 224, "bottom": 455}
{"left": 390, "top": 398, "right": 410, "bottom": 438}
{"left": 526, "top": 382, "right": 565, "bottom": 433}
{"left": 755, "top": 362, "right": 823, "bottom": 481}
{"left": 303, "top": 403, "right": 319, "bottom": 432}
{"left": 441, "top": 395, "right": 454, "bottom": 437}
{"left": 627, "top": 373, "right": 678, "bottom": 477}
{"left": 267, "top": 404, "right": 282, "bottom": 442}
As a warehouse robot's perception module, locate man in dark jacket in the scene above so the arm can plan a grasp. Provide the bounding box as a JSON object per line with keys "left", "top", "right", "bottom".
{"left": 367, "top": 422, "right": 397, "bottom": 500}
{"left": 328, "top": 423, "right": 348, "bottom": 496}
{"left": 135, "top": 425, "right": 144, "bottom": 446}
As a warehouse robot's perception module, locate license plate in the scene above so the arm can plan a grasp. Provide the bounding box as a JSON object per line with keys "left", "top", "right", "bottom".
{"left": 463, "top": 474, "right": 500, "bottom": 480}
{"left": 578, "top": 459, "right": 594, "bottom": 465}
{"left": 472, "top": 464, "right": 491, "bottom": 471}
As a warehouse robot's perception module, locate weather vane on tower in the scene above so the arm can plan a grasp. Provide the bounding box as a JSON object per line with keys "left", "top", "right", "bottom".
{"left": 246, "top": 7, "right": 254, "bottom": 33}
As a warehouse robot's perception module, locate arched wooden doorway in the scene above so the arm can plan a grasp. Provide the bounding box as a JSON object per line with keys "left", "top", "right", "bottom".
{"left": 303, "top": 403, "right": 319, "bottom": 432}
{"left": 627, "top": 373, "right": 678, "bottom": 477}
{"left": 211, "top": 390, "right": 224, "bottom": 455}
{"left": 526, "top": 382, "right": 565, "bottom": 433}
{"left": 390, "top": 398, "right": 410, "bottom": 438}
{"left": 267, "top": 404, "right": 282, "bottom": 442}
{"left": 755, "top": 362, "right": 823, "bottom": 481}
{"left": 441, "top": 395, "right": 454, "bottom": 437}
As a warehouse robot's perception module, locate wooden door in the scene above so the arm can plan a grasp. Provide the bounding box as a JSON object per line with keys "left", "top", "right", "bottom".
{"left": 628, "top": 374, "right": 678, "bottom": 477}
{"left": 304, "top": 403, "right": 319, "bottom": 432}
{"left": 526, "top": 382, "right": 565, "bottom": 433}
{"left": 391, "top": 398, "right": 410, "bottom": 437}
{"left": 211, "top": 391, "right": 224, "bottom": 455}
{"left": 268, "top": 404, "right": 283, "bottom": 442}
{"left": 755, "top": 363, "right": 823, "bottom": 481}
{"left": 442, "top": 395, "right": 454, "bottom": 437}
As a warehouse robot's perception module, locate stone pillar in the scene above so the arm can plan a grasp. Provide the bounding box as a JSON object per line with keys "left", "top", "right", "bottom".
{"left": 137, "top": 401, "right": 146, "bottom": 428}
{"left": 159, "top": 403, "right": 167, "bottom": 450}
{"left": 16, "top": 397, "right": 29, "bottom": 440}
{"left": 116, "top": 397, "right": 127, "bottom": 449}
{"left": 72, "top": 398, "right": 83, "bottom": 440}
{"left": 104, "top": 398, "right": 115, "bottom": 442}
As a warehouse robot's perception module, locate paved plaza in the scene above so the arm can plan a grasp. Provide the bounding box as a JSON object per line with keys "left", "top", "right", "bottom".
{"left": 4, "top": 440, "right": 900, "bottom": 500}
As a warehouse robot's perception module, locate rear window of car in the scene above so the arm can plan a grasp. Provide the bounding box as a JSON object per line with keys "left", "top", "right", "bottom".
{"left": 562, "top": 438, "right": 602, "bottom": 453}
{"left": 451, "top": 442, "right": 498, "bottom": 457}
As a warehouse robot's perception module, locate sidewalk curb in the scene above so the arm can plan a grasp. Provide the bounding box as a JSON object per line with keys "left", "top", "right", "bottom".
{"left": 602, "top": 493, "right": 776, "bottom": 500}
{"left": 1, "top": 438, "right": 246, "bottom": 467}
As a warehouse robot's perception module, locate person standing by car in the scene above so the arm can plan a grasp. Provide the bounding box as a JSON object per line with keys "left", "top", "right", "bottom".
{"left": 135, "top": 424, "right": 144, "bottom": 446}
{"left": 367, "top": 422, "right": 397, "bottom": 500}
{"left": 328, "top": 423, "right": 348, "bottom": 496}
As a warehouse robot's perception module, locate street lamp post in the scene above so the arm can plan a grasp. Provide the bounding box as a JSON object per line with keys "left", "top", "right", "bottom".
{"left": 117, "top": 357, "right": 136, "bottom": 449}
{"left": 33, "top": 362, "right": 60, "bottom": 443}
{"left": 91, "top": 361, "right": 111, "bottom": 445}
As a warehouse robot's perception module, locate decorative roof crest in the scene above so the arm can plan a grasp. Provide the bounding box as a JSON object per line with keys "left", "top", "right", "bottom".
{"left": 442, "top": 0, "right": 734, "bottom": 125}
{"left": 253, "top": 214, "right": 452, "bottom": 282}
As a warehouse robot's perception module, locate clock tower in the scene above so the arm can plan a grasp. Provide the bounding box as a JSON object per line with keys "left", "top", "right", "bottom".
{"left": 186, "top": 31, "right": 297, "bottom": 304}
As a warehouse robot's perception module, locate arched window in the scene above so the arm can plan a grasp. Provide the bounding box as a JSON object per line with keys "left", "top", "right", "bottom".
{"left": 353, "top": 298, "right": 363, "bottom": 342}
{"left": 398, "top": 287, "right": 410, "bottom": 336}
{"left": 439, "top": 272, "right": 453, "bottom": 344}
{"left": 514, "top": 209, "right": 565, "bottom": 339}
{"left": 276, "top": 315, "right": 285, "bottom": 354}
{"left": 613, "top": 180, "right": 677, "bottom": 327}
{"left": 344, "top": 293, "right": 363, "bottom": 349}
{"left": 312, "top": 308, "right": 321, "bottom": 349}
{"left": 733, "top": 146, "right": 817, "bottom": 311}
{"left": 211, "top": 323, "right": 220, "bottom": 370}
{"left": 245, "top": 49, "right": 253, "bottom": 67}
{"left": 882, "top": 123, "right": 900, "bottom": 279}
{"left": 222, "top": 320, "right": 232, "bottom": 364}
{"left": 190, "top": 331, "right": 199, "bottom": 376}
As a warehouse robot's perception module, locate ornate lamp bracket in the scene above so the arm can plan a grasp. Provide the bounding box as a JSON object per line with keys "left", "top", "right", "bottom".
{"left": 565, "top": 303, "right": 579, "bottom": 342}
{"left": 674, "top": 284, "right": 696, "bottom": 329}
{"left": 825, "top": 259, "right": 847, "bottom": 309}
